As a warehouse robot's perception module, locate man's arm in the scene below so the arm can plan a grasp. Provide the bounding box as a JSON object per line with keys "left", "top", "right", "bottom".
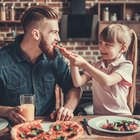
{"left": 50, "top": 87, "right": 82, "bottom": 121}
{"left": 64, "top": 87, "right": 81, "bottom": 112}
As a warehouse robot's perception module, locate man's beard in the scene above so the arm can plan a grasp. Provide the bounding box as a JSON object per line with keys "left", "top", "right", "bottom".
{"left": 39, "top": 35, "right": 56, "bottom": 60}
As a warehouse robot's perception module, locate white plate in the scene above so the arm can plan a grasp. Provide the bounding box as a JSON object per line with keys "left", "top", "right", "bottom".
{"left": 88, "top": 116, "right": 140, "bottom": 134}
{"left": 0, "top": 118, "right": 9, "bottom": 131}
{"left": 41, "top": 122, "right": 53, "bottom": 132}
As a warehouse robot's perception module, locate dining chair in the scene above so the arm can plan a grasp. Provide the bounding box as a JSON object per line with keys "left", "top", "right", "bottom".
{"left": 55, "top": 84, "right": 64, "bottom": 109}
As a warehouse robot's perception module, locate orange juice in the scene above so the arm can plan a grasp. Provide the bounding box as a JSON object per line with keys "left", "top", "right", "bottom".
{"left": 21, "top": 104, "right": 35, "bottom": 121}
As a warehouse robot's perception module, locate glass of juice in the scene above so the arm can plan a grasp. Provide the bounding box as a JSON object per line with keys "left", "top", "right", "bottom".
{"left": 20, "top": 94, "right": 35, "bottom": 121}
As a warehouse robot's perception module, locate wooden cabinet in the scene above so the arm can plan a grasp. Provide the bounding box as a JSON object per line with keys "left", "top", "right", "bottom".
{"left": 98, "top": 1, "right": 140, "bottom": 40}
{"left": 0, "top": 2, "right": 38, "bottom": 44}
{"left": 0, "top": 1, "right": 139, "bottom": 43}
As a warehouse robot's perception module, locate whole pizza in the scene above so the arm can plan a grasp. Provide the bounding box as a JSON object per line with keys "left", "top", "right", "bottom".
{"left": 11, "top": 120, "right": 84, "bottom": 140}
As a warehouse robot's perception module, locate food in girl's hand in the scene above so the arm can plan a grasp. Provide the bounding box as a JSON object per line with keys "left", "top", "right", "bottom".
{"left": 11, "top": 120, "right": 84, "bottom": 140}
{"left": 53, "top": 43, "right": 67, "bottom": 52}
{"left": 53, "top": 43, "right": 72, "bottom": 58}
{"left": 101, "top": 119, "right": 138, "bottom": 131}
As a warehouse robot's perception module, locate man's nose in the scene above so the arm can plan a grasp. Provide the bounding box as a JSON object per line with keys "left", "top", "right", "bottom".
{"left": 56, "top": 33, "right": 60, "bottom": 42}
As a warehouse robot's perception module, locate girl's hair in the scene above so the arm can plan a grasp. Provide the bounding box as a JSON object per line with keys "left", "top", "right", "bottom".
{"left": 100, "top": 24, "right": 138, "bottom": 113}
{"left": 21, "top": 5, "right": 59, "bottom": 32}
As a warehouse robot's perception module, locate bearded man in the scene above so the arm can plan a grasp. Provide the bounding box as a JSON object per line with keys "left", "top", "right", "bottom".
{"left": 0, "top": 5, "right": 81, "bottom": 124}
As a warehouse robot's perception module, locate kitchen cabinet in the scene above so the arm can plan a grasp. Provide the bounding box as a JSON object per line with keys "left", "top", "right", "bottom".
{"left": 98, "top": 1, "right": 140, "bottom": 40}
{"left": 0, "top": 1, "right": 139, "bottom": 42}
{"left": 0, "top": 2, "right": 38, "bottom": 44}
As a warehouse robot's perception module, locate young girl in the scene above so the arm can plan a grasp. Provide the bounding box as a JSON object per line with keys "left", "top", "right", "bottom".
{"left": 59, "top": 24, "right": 138, "bottom": 115}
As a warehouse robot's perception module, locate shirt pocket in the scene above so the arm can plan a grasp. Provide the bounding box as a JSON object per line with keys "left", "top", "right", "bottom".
{"left": 42, "top": 76, "right": 55, "bottom": 97}
{"left": 4, "top": 79, "right": 27, "bottom": 106}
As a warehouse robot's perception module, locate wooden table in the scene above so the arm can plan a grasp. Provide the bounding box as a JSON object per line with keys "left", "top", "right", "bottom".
{"left": 0, "top": 116, "right": 140, "bottom": 140}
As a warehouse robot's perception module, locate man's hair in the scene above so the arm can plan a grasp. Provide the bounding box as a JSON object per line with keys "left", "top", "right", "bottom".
{"left": 21, "top": 5, "right": 59, "bottom": 32}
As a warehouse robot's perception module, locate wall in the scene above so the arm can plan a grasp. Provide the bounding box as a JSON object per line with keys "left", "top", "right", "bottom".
{"left": 0, "top": 0, "right": 140, "bottom": 94}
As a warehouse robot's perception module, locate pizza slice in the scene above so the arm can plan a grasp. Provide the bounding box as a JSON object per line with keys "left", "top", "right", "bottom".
{"left": 49, "top": 121, "right": 84, "bottom": 140}
{"left": 11, "top": 120, "right": 47, "bottom": 140}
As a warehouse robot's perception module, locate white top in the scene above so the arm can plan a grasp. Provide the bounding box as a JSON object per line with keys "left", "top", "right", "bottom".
{"left": 87, "top": 55, "right": 133, "bottom": 115}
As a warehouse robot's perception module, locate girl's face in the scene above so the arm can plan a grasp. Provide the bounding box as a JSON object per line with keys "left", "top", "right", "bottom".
{"left": 99, "top": 40, "right": 122, "bottom": 61}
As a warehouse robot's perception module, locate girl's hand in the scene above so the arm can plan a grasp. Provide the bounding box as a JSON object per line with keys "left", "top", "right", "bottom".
{"left": 53, "top": 43, "right": 71, "bottom": 58}
{"left": 53, "top": 43, "right": 87, "bottom": 67}
{"left": 69, "top": 54, "right": 87, "bottom": 68}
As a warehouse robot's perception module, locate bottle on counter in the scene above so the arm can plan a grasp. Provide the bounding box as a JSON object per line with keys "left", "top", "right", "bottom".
{"left": 125, "top": 14, "right": 131, "bottom": 21}
{"left": 110, "top": 13, "right": 117, "bottom": 21}
{"left": 26, "top": 3, "right": 31, "bottom": 9}
{"left": 103, "top": 7, "right": 109, "bottom": 21}
{"left": 134, "top": 13, "right": 139, "bottom": 21}
{"left": 10, "top": 4, "right": 15, "bottom": 21}
{"left": 1, "top": 3, "right": 6, "bottom": 20}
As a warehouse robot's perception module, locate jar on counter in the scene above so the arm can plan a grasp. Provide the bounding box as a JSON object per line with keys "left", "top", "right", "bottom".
{"left": 103, "top": 7, "right": 109, "bottom": 21}
{"left": 110, "top": 13, "right": 117, "bottom": 21}
{"left": 125, "top": 14, "right": 131, "bottom": 21}
{"left": 134, "top": 13, "right": 139, "bottom": 21}
{"left": 1, "top": 3, "right": 6, "bottom": 20}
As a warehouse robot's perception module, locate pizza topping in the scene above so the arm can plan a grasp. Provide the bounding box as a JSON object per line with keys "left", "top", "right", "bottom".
{"left": 101, "top": 119, "right": 139, "bottom": 131}
{"left": 54, "top": 124, "right": 62, "bottom": 131}
{"left": 32, "top": 127, "right": 44, "bottom": 134}
{"left": 18, "top": 126, "right": 45, "bottom": 139}
{"left": 54, "top": 136, "right": 67, "bottom": 140}
{"left": 19, "top": 133, "right": 26, "bottom": 139}
{"left": 66, "top": 127, "right": 73, "bottom": 132}
{"left": 67, "top": 131, "right": 77, "bottom": 138}
{"left": 27, "top": 130, "right": 38, "bottom": 137}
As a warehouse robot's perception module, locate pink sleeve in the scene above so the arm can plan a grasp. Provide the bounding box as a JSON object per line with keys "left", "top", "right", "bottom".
{"left": 114, "top": 62, "right": 133, "bottom": 87}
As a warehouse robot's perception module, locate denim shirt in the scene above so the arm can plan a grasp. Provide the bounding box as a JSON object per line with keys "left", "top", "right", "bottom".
{"left": 0, "top": 34, "right": 74, "bottom": 116}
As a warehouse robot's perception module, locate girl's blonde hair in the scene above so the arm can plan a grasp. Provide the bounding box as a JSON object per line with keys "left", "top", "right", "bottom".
{"left": 100, "top": 24, "right": 138, "bottom": 113}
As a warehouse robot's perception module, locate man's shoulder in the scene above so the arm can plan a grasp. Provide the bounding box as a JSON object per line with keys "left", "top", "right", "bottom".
{"left": 0, "top": 45, "right": 14, "bottom": 67}
{"left": 0, "top": 45, "right": 12, "bottom": 54}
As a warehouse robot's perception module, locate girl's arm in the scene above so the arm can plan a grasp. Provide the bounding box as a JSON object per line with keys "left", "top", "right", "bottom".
{"left": 82, "top": 61, "right": 122, "bottom": 86}
{"left": 69, "top": 54, "right": 122, "bottom": 86}
{"left": 58, "top": 48, "right": 122, "bottom": 86}
{"left": 71, "top": 66, "right": 90, "bottom": 87}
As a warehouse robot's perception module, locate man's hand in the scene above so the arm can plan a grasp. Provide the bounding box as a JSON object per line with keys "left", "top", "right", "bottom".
{"left": 8, "top": 106, "right": 27, "bottom": 124}
{"left": 50, "top": 107, "right": 74, "bottom": 121}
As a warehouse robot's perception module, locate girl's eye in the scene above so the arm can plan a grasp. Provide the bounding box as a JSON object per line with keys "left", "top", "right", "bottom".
{"left": 106, "top": 43, "right": 113, "bottom": 47}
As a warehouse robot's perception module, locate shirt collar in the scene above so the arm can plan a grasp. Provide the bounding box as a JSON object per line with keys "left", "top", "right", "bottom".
{"left": 13, "top": 34, "right": 27, "bottom": 62}
{"left": 13, "top": 34, "right": 47, "bottom": 63}
{"left": 99, "top": 55, "right": 126, "bottom": 69}
{"left": 110, "top": 55, "right": 126, "bottom": 66}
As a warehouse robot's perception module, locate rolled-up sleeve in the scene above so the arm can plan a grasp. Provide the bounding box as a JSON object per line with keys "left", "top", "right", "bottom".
{"left": 114, "top": 62, "right": 133, "bottom": 87}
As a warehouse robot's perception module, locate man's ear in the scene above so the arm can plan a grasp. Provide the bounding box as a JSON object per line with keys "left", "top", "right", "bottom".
{"left": 32, "top": 29, "right": 40, "bottom": 40}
